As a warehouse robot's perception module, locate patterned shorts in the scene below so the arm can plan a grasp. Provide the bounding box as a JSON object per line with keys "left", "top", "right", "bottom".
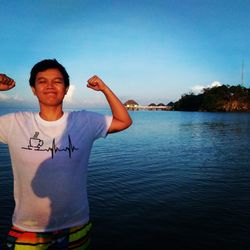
{"left": 5, "top": 221, "right": 92, "bottom": 250}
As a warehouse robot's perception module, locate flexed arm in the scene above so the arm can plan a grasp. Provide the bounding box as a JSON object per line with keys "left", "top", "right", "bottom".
{"left": 0, "top": 74, "right": 15, "bottom": 91}
{"left": 87, "top": 75, "right": 132, "bottom": 133}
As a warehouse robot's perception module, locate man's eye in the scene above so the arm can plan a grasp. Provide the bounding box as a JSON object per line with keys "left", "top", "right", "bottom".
{"left": 38, "top": 80, "right": 46, "bottom": 84}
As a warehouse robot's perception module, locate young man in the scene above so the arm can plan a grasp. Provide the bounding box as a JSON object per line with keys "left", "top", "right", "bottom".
{"left": 0, "top": 59, "right": 132, "bottom": 249}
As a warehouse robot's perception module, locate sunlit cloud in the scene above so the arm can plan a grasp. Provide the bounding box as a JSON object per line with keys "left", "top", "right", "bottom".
{"left": 64, "top": 85, "right": 76, "bottom": 104}
{"left": 0, "top": 93, "right": 24, "bottom": 102}
{"left": 191, "top": 81, "right": 222, "bottom": 94}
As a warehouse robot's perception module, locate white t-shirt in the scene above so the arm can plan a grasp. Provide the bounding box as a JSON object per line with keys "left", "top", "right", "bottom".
{"left": 0, "top": 111, "right": 112, "bottom": 232}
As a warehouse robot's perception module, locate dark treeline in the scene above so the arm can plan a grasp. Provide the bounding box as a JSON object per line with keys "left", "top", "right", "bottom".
{"left": 174, "top": 84, "right": 250, "bottom": 112}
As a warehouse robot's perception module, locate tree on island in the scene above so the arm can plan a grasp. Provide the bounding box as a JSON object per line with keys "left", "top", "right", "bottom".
{"left": 174, "top": 84, "right": 250, "bottom": 112}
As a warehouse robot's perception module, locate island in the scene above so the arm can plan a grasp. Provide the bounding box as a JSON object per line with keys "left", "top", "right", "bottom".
{"left": 124, "top": 84, "right": 250, "bottom": 112}
{"left": 174, "top": 84, "right": 250, "bottom": 112}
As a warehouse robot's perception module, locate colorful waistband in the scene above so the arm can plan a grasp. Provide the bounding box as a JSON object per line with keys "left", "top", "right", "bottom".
{"left": 5, "top": 221, "right": 92, "bottom": 250}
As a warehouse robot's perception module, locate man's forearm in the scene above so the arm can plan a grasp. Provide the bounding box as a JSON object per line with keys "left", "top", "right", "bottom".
{"left": 102, "top": 86, "right": 132, "bottom": 133}
{"left": 87, "top": 75, "right": 132, "bottom": 133}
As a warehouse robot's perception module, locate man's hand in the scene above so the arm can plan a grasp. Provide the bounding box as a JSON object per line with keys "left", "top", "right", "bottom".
{"left": 87, "top": 75, "right": 107, "bottom": 92}
{"left": 86, "top": 74, "right": 132, "bottom": 133}
{"left": 0, "top": 74, "right": 15, "bottom": 91}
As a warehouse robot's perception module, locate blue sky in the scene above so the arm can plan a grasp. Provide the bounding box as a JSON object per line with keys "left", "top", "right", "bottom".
{"left": 0, "top": 0, "right": 250, "bottom": 108}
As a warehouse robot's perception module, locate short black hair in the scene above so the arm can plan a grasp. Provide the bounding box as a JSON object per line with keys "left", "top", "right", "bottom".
{"left": 29, "top": 59, "right": 70, "bottom": 87}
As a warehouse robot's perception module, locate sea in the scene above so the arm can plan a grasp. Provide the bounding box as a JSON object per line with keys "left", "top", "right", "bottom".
{"left": 0, "top": 108, "right": 250, "bottom": 250}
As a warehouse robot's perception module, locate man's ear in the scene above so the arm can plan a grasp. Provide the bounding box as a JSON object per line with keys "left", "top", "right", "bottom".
{"left": 31, "top": 86, "right": 36, "bottom": 96}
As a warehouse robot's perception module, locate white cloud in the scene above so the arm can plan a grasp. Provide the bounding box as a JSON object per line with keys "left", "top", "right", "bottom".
{"left": 64, "top": 85, "right": 76, "bottom": 104}
{"left": 210, "top": 81, "right": 222, "bottom": 88}
{"left": 191, "top": 81, "right": 222, "bottom": 94}
{"left": 0, "top": 93, "right": 10, "bottom": 101}
{"left": 0, "top": 93, "right": 23, "bottom": 102}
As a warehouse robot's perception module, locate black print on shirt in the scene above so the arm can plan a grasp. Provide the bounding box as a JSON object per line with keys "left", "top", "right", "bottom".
{"left": 21, "top": 132, "right": 79, "bottom": 159}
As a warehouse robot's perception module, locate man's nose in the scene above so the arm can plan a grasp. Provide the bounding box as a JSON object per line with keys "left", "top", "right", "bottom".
{"left": 46, "top": 81, "right": 55, "bottom": 88}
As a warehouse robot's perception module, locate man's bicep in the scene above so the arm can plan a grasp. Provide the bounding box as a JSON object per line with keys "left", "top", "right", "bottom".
{"left": 108, "top": 118, "right": 128, "bottom": 134}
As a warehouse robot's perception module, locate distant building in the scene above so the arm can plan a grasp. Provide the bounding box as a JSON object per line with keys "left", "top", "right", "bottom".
{"left": 167, "top": 102, "right": 174, "bottom": 107}
{"left": 157, "top": 103, "right": 167, "bottom": 111}
{"left": 124, "top": 100, "right": 174, "bottom": 111}
{"left": 166, "top": 102, "right": 174, "bottom": 110}
{"left": 147, "top": 103, "right": 166, "bottom": 110}
{"left": 148, "top": 103, "right": 157, "bottom": 106}
{"left": 124, "top": 100, "right": 139, "bottom": 110}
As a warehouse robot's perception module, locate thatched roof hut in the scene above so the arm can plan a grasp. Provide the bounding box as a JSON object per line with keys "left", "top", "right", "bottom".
{"left": 148, "top": 103, "right": 157, "bottom": 106}
{"left": 124, "top": 100, "right": 139, "bottom": 106}
{"left": 124, "top": 100, "right": 139, "bottom": 110}
{"left": 157, "top": 103, "right": 166, "bottom": 106}
{"left": 167, "top": 102, "right": 174, "bottom": 107}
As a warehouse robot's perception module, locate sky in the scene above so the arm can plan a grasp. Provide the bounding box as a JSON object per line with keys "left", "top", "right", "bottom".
{"left": 0, "top": 0, "right": 250, "bottom": 108}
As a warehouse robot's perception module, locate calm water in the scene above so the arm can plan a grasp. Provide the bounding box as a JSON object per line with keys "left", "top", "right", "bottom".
{"left": 0, "top": 109, "right": 250, "bottom": 249}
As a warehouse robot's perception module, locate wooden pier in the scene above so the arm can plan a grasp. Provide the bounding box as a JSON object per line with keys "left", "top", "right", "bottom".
{"left": 125, "top": 105, "right": 172, "bottom": 111}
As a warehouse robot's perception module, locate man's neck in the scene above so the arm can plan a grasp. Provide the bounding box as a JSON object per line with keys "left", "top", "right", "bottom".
{"left": 39, "top": 106, "right": 64, "bottom": 121}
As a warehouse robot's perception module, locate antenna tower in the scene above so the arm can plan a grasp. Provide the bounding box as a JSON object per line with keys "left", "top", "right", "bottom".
{"left": 241, "top": 59, "right": 244, "bottom": 85}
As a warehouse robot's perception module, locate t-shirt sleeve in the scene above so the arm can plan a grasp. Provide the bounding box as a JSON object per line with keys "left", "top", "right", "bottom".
{"left": 0, "top": 113, "right": 14, "bottom": 144}
{"left": 86, "top": 111, "right": 113, "bottom": 140}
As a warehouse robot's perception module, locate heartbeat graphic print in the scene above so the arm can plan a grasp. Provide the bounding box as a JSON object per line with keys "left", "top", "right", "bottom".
{"left": 21, "top": 132, "right": 79, "bottom": 159}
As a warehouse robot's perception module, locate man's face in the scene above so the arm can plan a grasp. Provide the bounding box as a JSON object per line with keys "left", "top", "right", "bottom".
{"left": 31, "top": 68, "right": 69, "bottom": 107}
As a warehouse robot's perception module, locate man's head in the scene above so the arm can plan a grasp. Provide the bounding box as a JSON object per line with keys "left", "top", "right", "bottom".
{"left": 30, "top": 59, "right": 70, "bottom": 109}
{"left": 29, "top": 59, "right": 70, "bottom": 88}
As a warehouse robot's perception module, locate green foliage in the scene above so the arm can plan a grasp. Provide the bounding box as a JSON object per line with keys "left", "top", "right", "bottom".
{"left": 174, "top": 84, "right": 250, "bottom": 112}
{"left": 174, "top": 93, "right": 203, "bottom": 111}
